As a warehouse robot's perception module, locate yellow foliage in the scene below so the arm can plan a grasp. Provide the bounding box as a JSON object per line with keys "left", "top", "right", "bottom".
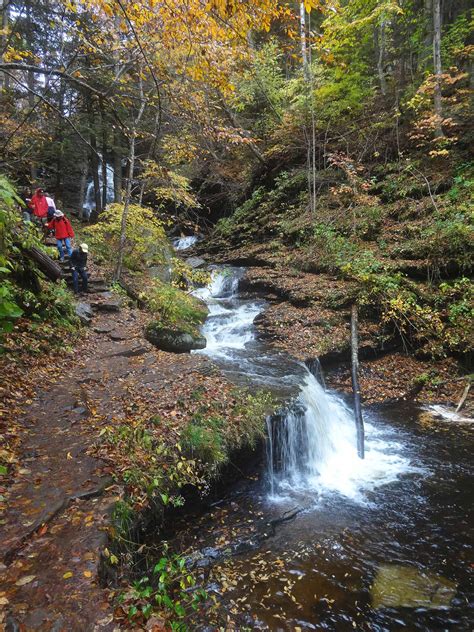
{"left": 84, "top": 203, "right": 170, "bottom": 271}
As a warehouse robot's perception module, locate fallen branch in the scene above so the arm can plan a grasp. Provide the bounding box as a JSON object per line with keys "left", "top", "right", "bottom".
{"left": 456, "top": 382, "right": 471, "bottom": 413}
{"left": 118, "top": 280, "right": 147, "bottom": 309}
{"left": 350, "top": 304, "right": 365, "bottom": 459}
{"left": 265, "top": 506, "right": 305, "bottom": 536}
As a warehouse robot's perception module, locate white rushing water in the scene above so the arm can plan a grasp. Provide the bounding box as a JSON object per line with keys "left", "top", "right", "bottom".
{"left": 194, "top": 269, "right": 262, "bottom": 359}
{"left": 173, "top": 235, "right": 199, "bottom": 251}
{"left": 83, "top": 157, "right": 115, "bottom": 217}
{"left": 267, "top": 372, "right": 417, "bottom": 502}
{"left": 196, "top": 268, "right": 418, "bottom": 503}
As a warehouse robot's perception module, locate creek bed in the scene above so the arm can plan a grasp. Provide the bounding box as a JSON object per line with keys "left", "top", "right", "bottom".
{"left": 165, "top": 267, "right": 474, "bottom": 630}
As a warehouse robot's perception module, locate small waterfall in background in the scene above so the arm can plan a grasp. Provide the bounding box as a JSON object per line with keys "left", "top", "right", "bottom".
{"left": 173, "top": 235, "right": 199, "bottom": 251}
{"left": 83, "top": 158, "right": 115, "bottom": 217}
{"left": 195, "top": 267, "right": 415, "bottom": 503}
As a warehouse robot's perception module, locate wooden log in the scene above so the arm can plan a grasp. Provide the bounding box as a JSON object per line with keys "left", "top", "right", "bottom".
{"left": 118, "top": 280, "right": 147, "bottom": 309}
{"left": 24, "top": 245, "right": 62, "bottom": 281}
{"left": 351, "top": 304, "right": 365, "bottom": 459}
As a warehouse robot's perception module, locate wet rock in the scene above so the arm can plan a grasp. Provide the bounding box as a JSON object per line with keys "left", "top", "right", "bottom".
{"left": 112, "top": 345, "right": 149, "bottom": 358}
{"left": 145, "top": 323, "right": 206, "bottom": 354}
{"left": 371, "top": 564, "right": 457, "bottom": 609}
{"left": 75, "top": 302, "right": 93, "bottom": 325}
{"left": 196, "top": 557, "right": 212, "bottom": 568}
{"left": 91, "top": 297, "right": 122, "bottom": 312}
{"left": 72, "top": 406, "right": 87, "bottom": 415}
{"left": 185, "top": 256, "right": 206, "bottom": 269}
{"left": 93, "top": 323, "right": 115, "bottom": 334}
{"left": 109, "top": 329, "right": 128, "bottom": 341}
{"left": 201, "top": 547, "right": 220, "bottom": 559}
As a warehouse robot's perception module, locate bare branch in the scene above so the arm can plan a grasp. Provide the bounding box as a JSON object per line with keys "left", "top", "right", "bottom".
{"left": 2, "top": 70, "right": 102, "bottom": 160}
{"left": 0, "top": 62, "right": 106, "bottom": 96}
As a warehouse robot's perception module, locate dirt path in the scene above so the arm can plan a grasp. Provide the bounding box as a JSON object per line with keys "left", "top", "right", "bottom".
{"left": 0, "top": 292, "right": 204, "bottom": 631}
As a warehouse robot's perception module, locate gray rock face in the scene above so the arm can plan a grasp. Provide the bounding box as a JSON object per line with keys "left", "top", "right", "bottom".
{"left": 93, "top": 323, "right": 115, "bottom": 334}
{"left": 145, "top": 324, "right": 207, "bottom": 354}
{"left": 109, "top": 329, "right": 128, "bottom": 341}
{"left": 185, "top": 256, "right": 206, "bottom": 269}
{"left": 91, "top": 297, "right": 122, "bottom": 312}
{"left": 75, "top": 302, "right": 93, "bottom": 325}
{"left": 148, "top": 264, "right": 171, "bottom": 282}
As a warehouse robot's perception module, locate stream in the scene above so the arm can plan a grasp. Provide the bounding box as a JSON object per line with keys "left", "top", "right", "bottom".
{"left": 176, "top": 266, "right": 473, "bottom": 630}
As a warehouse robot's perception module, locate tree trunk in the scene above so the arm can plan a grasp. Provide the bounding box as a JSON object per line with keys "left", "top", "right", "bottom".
{"left": 0, "top": 0, "right": 9, "bottom": 90}
{"left": 376, "top": 20, "right": 387, "bottom": 96}
{"left": 78, "top": 157, "right": 88, "bottom": 219}
{"left": 114, "top": 76, "right": 146, "bottom": 281}
{"left": 55, "top": 85, "right": 65, "bottom": 199}
{"left": 86, "top": 98, "right": 101, "bottom": 220}
{"left": 113, "top": 135, "right": 135, "bottom": 281}
{"left": 23, "top": 246, "right": 62, "bottom": 281}
{"left": 101, "top": 104, "right": 108, "bottom": 209}
{"left": 432, "top": 0, "right": 444, "bottom": 137}
{"left": 350, "top": 304, "right": 365, "bottom": 459}
{"left": 299, "top": 3, "right": 309, "bottom": 80}
{"left": 455, "top": 382, "right": 471, "bottom": 413}
{"left": 113, "top": 130, "right": 123, "bottom": 203}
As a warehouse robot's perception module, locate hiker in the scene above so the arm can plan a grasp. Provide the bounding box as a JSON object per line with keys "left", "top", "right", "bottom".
{"left": 29, "top": 188, "right": 49, "bottom": 223}
{"left": 19, "top": 187, "right": 32, "bottom": 222}
{"left": 46, "top": 210, "right": 74, "bottom": 261}
{"left": 70, "top": 243, "right": 89, "bottom": 294}
{"left": 44, "top": 191, "right": 57, "bottom": 220}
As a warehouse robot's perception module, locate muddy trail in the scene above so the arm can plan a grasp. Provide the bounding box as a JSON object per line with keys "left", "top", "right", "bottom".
{"left": 0, "top": 282, "right": 210, "bottom": 630}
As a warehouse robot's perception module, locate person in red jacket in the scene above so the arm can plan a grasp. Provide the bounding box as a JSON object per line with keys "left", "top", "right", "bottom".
{"left": 47, "top": 210, "right": 75, "bottom": 261}
{"left": 29, "top": 188, "right": 49, "bottom": 222}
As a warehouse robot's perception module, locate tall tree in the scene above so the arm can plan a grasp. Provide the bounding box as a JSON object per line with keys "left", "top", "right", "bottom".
{"left": 432, "top": 0, "right": 444, "bottom": 137}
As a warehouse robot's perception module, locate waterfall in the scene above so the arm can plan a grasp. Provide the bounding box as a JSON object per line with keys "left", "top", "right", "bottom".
{"left": 195, "top": 267, "right": 415, "bottom": 503}
{"left": 267, "top": 371, "right": 416, "bottom": 500}
{"left": 83, "top": 158, "right": 115, "bottom": 217}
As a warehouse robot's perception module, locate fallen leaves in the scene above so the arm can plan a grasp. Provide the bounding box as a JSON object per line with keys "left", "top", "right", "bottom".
{"left": 15, "top": 575, "right": 36, "bottom": 586}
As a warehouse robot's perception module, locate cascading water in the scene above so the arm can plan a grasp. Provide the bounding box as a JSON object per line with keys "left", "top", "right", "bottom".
{"left": 170, "top": 266, "right": 472, "bottom": 631}
{"left": 267, "top": 372, "right": 414, "bottom": 501}
{"left": 172, "top": 235, "right": 199, "bottom": 251}
{"left": 83, "top": 158, "right": 115, "bottom": 217}
{"left": 195, "top": 267, "right": 415, "bottom": 503}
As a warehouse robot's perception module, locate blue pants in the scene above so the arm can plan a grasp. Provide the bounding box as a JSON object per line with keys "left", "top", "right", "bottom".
{"left": 72, "top": 267, "right": 88, "bottom": 293}
{"left": 57, "top": 238, "right": 72, "bottom": 260}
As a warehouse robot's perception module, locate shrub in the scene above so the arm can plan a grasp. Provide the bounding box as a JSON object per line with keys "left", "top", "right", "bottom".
{"left": 84, "top": 203, "right": 170, "bottom": 271}
{"left": 142, "top": 280, "right": 207, "bottom": 334}
{"left": 181, "top": 416, "right": 226, "bottom": 465}
{"left": 0, "top": 178, "right": 78, "bottom": 336}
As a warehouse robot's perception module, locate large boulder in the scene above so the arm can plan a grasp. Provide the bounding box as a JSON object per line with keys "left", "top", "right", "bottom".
{"left": 75, "top": 302, "right": 93, "bottom": 325}
{"left": 145, "top": 323, "right": 206, "bottom": 354}
{"left": 148, "top": 264, "right": 172, "bottom": 283}
{"left": 185, "top": 256, "right": 207, "bottom": 269}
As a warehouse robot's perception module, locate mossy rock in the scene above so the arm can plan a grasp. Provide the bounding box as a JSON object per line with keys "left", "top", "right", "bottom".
{"left": 371, "top": 564, "right": 457, "bottom": 609}
{"left": 145, "top": 322, "right": 206, "bottom": 354}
